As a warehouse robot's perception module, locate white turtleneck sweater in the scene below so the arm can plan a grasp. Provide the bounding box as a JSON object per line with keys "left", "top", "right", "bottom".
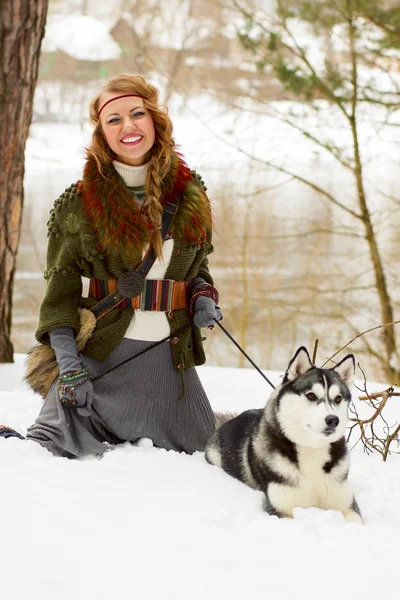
{"left": 82, "top": 160, "right": 173, "bottom": 342}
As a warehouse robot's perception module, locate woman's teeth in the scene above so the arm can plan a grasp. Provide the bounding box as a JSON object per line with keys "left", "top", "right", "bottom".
{"left": 122, "top": 135, "right": 141, "bottom": 143}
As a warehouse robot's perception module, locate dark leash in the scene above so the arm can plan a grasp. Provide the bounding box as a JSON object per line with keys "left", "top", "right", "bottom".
{"left": 90, "top": 324, "right": 191, "bottom": 384}
{"left": 213, "top": 319, "right": 275, "bottom": 389}
{"left": 91, "top": 320, "right": 275, "bottom": 390}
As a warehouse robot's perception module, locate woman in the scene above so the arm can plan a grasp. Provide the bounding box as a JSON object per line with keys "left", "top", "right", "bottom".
{"left": 0, "top": 74, "right": 222, "bottom": 457}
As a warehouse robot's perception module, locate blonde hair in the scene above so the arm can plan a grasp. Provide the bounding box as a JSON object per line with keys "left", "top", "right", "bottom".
{"left": 88, "top": 74, "right": 176, "bottom": 258}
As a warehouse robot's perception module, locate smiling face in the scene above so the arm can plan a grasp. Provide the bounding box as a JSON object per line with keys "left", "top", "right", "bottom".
{"left": 99, "top": 93, "right": 156, "bottom": 166}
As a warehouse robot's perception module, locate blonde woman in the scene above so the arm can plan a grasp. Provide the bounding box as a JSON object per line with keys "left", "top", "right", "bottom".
{"left": 0, "top": 74, "right": 222, "bottom": 456}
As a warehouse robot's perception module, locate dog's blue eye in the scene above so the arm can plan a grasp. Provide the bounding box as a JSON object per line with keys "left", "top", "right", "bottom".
{"left": 334, "top": 395, "right": 342, "bottom": 404}
{"left": 306, "top": 392, "right": 316, "bottom": 401}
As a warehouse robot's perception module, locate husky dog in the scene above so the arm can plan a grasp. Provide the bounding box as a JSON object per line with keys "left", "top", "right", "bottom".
{"left": 206, "top": 347, "right": 362, "bottom": 523}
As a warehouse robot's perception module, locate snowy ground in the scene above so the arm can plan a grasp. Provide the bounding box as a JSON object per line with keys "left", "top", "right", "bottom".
{"left": 1, "top": 355, "right": 399, "bottom": 600}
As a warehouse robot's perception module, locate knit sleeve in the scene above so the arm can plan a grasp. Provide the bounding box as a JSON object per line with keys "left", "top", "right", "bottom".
{"left": 196, "top": 243, "right": 214, "bottom": 286}
{"left": 191, "top": 172, "right": 214, "bottom": 285}
{"left": 35, "top": 211, "right": 83, "bottom": 344}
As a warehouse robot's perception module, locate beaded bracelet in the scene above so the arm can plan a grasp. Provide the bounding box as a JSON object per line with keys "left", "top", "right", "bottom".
{"left": 59, "top": 369, "right": 89, "bottom": 382}
{"left": 57, "top": 369, "right": 90, "bottom": 407}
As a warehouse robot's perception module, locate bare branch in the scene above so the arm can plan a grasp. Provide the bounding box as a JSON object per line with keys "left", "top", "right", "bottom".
{"left": 322, "top": 319, "right": 400, "bottom": 368}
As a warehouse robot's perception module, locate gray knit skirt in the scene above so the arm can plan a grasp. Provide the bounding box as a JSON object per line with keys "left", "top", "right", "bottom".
{"left": 26, "top": 338, "right": 215, "bottom": 458}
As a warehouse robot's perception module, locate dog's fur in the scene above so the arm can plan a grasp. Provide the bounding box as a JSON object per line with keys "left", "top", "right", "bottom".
{"left": 206, "top": 347, "right": 362, "bottom": 523}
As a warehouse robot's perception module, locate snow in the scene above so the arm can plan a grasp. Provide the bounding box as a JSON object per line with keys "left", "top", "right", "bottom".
{"left": 1, "top": 356, "right": 399, "bottom": 600}
{"left": 42, "top": 15, "right": 121, "bottom": 61}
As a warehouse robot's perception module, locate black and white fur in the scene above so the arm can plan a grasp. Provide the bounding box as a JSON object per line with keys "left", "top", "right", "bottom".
{"left": 206, "top": 347, "right": 362, "bottom": 523}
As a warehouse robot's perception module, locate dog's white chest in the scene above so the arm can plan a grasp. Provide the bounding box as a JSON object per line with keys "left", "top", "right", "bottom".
{"left": 297, "top": 447, "right": 349, "bottom": 502}
{"left": 268, "top": 445, "right": 352, "bottom": 516}
{"left": 298, "top": 446, "right": 331, "bottom": 480}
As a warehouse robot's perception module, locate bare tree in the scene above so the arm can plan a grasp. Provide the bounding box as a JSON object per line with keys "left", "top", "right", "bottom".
{"left": 0, "top": 0, "right": 49, "bottom": 362}
{"left": 222, "top": 0, "right": 400, "bottom": 380}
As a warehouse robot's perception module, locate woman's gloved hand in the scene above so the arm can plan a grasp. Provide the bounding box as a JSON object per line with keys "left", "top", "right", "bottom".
{"left": 57, "top": 375, "right": 93, "bottom": 417}
{"left": 190, "top": 279, "right": 223, "bottom": 329}
{"left": 50, "top": 327, "right": 93, "bottom": 417}
{"left": 193, "top": 296, "right": 223, "bottom": 328}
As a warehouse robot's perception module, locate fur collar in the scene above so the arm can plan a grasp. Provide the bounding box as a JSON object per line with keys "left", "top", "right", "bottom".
{"left": 79, "top": 154, "right": 212, "bottom": 259}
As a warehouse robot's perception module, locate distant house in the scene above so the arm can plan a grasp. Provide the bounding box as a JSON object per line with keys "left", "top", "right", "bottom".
{"left": 38, "top": 13, "right": 282, "bottom": 102}
{"left": 39, "top": 14, "right": 123, "bottom": 82}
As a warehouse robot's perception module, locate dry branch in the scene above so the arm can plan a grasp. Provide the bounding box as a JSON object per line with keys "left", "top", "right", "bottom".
{"left": 348, "top": 382, "right": 400, "bottom": 461}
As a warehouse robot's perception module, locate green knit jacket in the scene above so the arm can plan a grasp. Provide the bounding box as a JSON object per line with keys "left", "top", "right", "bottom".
{"left": 36, "top": 154, "right": 215, "bottom": 372}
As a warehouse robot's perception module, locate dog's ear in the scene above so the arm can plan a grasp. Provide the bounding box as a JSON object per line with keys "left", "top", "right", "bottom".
{"left": 283, "top": 346, "right": 313, "bottom": 382}
{"left": 332, "top": 354, "right": 355, "bottom": 387}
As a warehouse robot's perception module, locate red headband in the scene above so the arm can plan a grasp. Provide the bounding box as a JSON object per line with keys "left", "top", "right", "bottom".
{"left": 97, "top": 94, "right": 148, "bottom": 119}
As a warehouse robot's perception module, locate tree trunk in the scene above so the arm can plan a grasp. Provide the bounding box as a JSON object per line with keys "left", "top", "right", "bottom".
{"left": 351, "top": 128, "right": 397, "bottom": 378}
{"left": 347, "top": 10, "right": 398, "bottom": 379}
{"left": 0, "top": 0, "right": 49, "bottom": 362}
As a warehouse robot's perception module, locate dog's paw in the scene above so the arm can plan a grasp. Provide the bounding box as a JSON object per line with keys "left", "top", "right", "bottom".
{"left": 343, "top": 510, "right": 363, "bottom": 524}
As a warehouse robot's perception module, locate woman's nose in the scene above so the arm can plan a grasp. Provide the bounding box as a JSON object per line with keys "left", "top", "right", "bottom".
{"left": 122, "top": 115, "right": 136, "bottom": 127}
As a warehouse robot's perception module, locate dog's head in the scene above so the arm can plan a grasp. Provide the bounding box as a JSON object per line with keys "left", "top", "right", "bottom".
{"left": 274, "top": 347, "right": 355, "bottom": 448}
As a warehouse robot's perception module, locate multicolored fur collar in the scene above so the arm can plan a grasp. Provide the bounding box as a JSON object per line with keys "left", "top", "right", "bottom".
{"left": 79, "top": 154, "right": 212, "bottom": 258}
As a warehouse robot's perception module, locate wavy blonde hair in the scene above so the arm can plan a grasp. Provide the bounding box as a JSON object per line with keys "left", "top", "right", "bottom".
{"left": 88, "top": 74, "right": 175, "bottom": 258}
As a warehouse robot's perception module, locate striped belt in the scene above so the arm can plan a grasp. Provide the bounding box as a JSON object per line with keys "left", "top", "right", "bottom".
{"left": 89, "top": 278, "right": 189, "bottom": 316}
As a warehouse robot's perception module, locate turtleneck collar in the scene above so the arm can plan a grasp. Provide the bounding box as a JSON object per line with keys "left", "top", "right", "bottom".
{"left": 113, "top": 159, "right": 152, "bottom": 187}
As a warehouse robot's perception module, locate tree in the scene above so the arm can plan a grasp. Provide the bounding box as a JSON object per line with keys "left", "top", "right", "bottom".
{"left": 0, "top": 0, "right": 49, "bottom": 362}
{"left": 225, "top": 0, "right": 400, "bottom": 380}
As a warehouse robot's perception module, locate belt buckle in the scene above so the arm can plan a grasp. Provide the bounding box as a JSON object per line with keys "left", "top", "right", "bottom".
{"left": 117, "top": 271, "right": 144, "bottom": 298}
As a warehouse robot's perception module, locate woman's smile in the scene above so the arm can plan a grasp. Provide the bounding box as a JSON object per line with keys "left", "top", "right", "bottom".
{"left": 120, "top": 134, "right": 143, "bottom": 145}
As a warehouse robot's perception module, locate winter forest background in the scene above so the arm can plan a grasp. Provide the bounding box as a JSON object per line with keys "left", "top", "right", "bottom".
{"left": 1, "top": 2, "right": 400, "bottom": 597}
{"left": 12, "top": 0, "right": 400, "bottom": 384}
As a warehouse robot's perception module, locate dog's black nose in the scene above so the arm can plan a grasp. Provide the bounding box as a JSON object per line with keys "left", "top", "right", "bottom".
{"left": 325, "top": 415, "right": 339, "bottom": 428}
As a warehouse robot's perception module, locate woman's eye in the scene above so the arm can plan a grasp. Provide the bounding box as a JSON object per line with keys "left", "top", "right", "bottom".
{"left": 107, "top": 117, "right": 120, "bottom": 124}
{"left": 132, "top": 111, "right": 145, "bottom": 118}
{"left": 306, "top": 392, "right": 316, "bottom": 401}
{"left": 334, "top": 395, "right": 342, "bottom": 404}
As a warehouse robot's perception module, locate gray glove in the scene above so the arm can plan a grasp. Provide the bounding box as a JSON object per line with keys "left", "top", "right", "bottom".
{"left": 193, "top": 296, "right": 223, "bottom": 328}
{"left": 49, "top": 327, "right": 93, "bottom": 417}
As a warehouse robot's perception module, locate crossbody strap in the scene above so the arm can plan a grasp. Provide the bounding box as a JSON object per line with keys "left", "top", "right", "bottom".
{"left": 136, "top": 201, "right": 178, "bottom": 277}
{"left": 90, "top": 199, "right": 179, "bottom": 320}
